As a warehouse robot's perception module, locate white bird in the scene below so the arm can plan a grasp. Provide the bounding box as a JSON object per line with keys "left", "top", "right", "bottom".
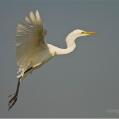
{"left": 8, "top": 10, "right": 97, "bottom": 110}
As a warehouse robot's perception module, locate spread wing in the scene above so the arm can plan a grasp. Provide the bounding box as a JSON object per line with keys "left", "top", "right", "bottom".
{"left": 15, "top": 10, "right": 46, "bottom": 66}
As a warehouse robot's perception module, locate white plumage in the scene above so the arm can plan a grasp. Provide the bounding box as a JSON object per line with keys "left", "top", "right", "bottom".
{"left": 15, "top": 10, "right": 50, "bottom": 81}
{"left": 8, "top": 10, "right": 97, "bottom": 110}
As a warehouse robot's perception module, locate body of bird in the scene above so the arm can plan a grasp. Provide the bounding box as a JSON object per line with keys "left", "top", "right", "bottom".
{"left": 8, "top": 10, "right": 97, "bottom": 110}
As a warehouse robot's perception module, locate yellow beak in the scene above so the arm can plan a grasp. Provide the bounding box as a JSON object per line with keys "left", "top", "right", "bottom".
{"left": 82, "top": 31, "right": 98, "bottom": 35}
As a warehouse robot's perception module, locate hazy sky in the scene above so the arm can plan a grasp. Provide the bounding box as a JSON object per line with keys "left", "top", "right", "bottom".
{"left": 0, "top": 0, "right": 119, "bottom": 118}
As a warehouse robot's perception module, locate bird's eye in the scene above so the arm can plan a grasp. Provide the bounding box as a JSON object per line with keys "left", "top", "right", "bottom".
{"left": 81, "top": 32, "right": 84, "bottom": 34}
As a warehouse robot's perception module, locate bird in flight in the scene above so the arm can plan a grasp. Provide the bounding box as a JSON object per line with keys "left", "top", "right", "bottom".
{"left": 8, "top": 10, "right": 97, "bottom": 110}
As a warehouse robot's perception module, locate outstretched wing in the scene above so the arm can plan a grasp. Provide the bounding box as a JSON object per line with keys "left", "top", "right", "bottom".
{"left": 15, "top": 10, "right": 46, "bottom": 66}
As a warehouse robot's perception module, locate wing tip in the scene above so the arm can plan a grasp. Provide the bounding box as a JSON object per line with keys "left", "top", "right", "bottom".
{"left": 30, "top": 11, "right": 33, "bottom": 14}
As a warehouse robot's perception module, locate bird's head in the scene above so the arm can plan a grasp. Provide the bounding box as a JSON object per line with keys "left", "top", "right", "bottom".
{"left": 66, "top": 29, "right": 97, "bottom": 46}
{"left": 71, "top": 29, "right": 97, "bottom": 38}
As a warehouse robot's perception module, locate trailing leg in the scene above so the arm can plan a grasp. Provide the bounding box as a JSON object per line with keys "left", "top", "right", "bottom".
{"left": 8, "top": 77, "right": 21, "bottom": 111}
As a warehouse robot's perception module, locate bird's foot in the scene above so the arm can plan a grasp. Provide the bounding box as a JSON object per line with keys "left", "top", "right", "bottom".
{"left": 8, "top": 93, "right": 18, "bottom": 111}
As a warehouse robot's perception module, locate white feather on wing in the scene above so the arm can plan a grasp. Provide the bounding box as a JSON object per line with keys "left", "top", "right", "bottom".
{"left": 15, "top": 10, "right": 46, "bottom": 68}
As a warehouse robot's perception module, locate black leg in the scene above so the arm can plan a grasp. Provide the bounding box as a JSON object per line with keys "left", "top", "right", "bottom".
{"left": 8, "top": 77, "right": 21, "bottom": 111}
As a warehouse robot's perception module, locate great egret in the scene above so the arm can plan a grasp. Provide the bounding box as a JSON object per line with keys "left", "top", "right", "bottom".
{"left": 8, "top": 10, "right": 97, "bottom": 110}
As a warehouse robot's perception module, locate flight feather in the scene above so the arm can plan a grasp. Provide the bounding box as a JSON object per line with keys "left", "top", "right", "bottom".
{"left": 15, "top": 10, "right": 46, "bottom": 67}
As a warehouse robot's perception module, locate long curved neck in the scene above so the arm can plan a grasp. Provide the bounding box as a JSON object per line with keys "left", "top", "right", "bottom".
{"left": 52, "top": 34, "right": 78, "bottom": 55}
{"left": 54, "top": 42, "right": 76, "bottom": 55}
